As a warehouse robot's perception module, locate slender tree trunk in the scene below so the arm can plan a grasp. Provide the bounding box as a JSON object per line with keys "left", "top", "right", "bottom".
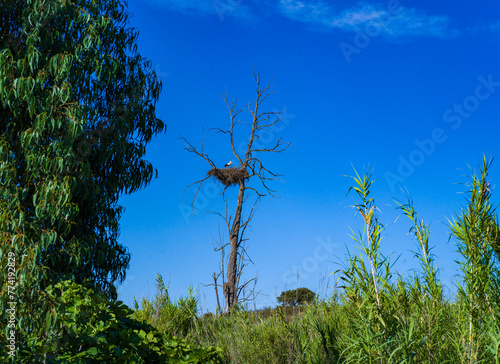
{"left": 224, "top": 181, "right": 245, "bottom": 313}
{"left": 213, "top": 273, "right": 222, "bottom": 314}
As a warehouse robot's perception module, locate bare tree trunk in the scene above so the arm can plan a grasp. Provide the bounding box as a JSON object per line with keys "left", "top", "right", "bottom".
{"left": 213, "top": 272, "right": 222, "bottom": 314}
{"left": 225, "top": 182, "right": 245, "bottom": 312}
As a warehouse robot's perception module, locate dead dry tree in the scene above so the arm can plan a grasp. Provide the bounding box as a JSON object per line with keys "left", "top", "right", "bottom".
{"left": 180, "top": 71, "right": 290, "bottom": 314}
{"left": 208, "top": 200, "right": 259, "bottom": 314}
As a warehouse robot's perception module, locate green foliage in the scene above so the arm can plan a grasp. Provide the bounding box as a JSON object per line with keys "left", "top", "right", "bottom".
{"left": 487, "top": 324, "right": 500, "bottom": 364}
{"left": 190, "top": 303, "right": 341, "bottom": 363}
{"left": 449, "top": 157, "right": 500, "bottom": 362}
{"left": 133, "top": 274, "right": 199, "bottom": 338}
{"left": 0, "top": 280, "right": 222, "bottom": 363}
{"left": 277, "top": 287, "right": 316, "bottom": 307}
{"left": 0, "top": 0, "right": 165, "bottom": 353}
{"left": 342, "top": 167, "right": 391, "bottom": 311}
{"left": 396, "top": 196, "right": 442, "bottom": 303}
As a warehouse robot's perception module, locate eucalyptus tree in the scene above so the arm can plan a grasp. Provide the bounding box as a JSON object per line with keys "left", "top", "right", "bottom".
{"left": 0, "top": 0, "right": 164, "bottom": 343}
{"left": 182, "top": 72, "right": 289, "bottom": 313}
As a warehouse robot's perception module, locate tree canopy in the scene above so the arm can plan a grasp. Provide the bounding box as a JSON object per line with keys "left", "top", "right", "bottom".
{"left": 0, "top": 0, "right": 165, "bottom": 353}
{"left": 277, "top": 288, "right": 316, "bottom": 307}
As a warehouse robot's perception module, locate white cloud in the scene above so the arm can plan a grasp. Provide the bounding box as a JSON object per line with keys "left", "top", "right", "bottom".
{"left": 278, "top": 0, "right": 457, "bottom": 39}
{"left": 150, "top": 0, "right": 255, "bottom": 20}
{"left": 153, "top": 0, "right": 213, "bottom": 14}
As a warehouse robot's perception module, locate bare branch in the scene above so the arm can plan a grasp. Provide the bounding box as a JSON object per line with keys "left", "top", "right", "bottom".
{"left": 237, "top": 244, "right": 255, "bottom": 266}
{"left": 208, "top": 206, "right": 232, "bottom": 239}
{"left": 242, "top": 186, "right": 266, "bottom": 198}
{"left": 250, "top": 137, "right": 291, "bottom": 153}
{"left": 237, "top": 199, "right": 258, "bottom": 246}
{"left": 183, "top": 175, "right": 212, "bottom": 210}
{"left": 236, "top": 277, "right": 257, "bottom": 300}
{"left": 236, "top": 274, "right": 263, "bottom": 305}
{"left": 210, "top": 127, "right": 230, "bottom": 135}
{"left": 179, "top": 131, "right": 216, "bottom": 169}
{"left": 245, "top": 159, "right": 285, "bottom": 198}
{"left": 179, "top": 129, "right": 225, "bottom": 210}
{"left": 200, "top": 270, "right": 224, "bottom": 315}
{"left": 248, "top": 157, "right": 283, "bottom": 178}
{"left": 220, "top": 92, "right": 247, "bottom": 167}
{"left": 255, "top": 111, "right": 283, "bottom": 128}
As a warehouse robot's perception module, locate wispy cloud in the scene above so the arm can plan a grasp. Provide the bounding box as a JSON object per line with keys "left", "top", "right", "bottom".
{"left": 151, "top": 0, "right": 213, "bottom": 14}
{"left": 149, "top": 0, "right": 255, "bottom": 20}
{"left": 278, "top": 0, "right": 458, "bottom": 39}
{"left": 465, "top": 19, "right": 500, "bottom": 35}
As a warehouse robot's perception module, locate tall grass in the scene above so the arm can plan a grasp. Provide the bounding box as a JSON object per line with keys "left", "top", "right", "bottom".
{"left": 449, "top": 157, "right": 500, "bottom": 363}
{"left": 132, "top": 273, "right": 198, "bottom": 338}
{"left": 133, "top": 159, "right": 500, "bottom": 363}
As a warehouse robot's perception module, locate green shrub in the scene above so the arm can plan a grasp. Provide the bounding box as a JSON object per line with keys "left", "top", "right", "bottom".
{"left": 0, "top": 280, "right": 222, "bottom": 363}
{"left": 133, "top": 274, "right": 198, "bottom": 338}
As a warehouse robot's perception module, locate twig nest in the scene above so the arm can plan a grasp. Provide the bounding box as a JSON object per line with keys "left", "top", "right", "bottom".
{"left": 207, "top": 167, "right": 249, "bottom": 187}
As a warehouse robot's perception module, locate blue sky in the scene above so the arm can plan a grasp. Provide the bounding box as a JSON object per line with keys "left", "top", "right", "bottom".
{"left": 116, "top": 0, "right": 500, "bottom": 313}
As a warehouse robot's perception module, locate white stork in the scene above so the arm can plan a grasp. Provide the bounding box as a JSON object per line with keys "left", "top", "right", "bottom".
{"left": 224, "top": 161, "right": 232, "bottom": 167}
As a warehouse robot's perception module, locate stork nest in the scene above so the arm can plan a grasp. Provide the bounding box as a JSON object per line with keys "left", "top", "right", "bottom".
{"left": 207, "top": 167, "right": 249, "bottom": 187}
